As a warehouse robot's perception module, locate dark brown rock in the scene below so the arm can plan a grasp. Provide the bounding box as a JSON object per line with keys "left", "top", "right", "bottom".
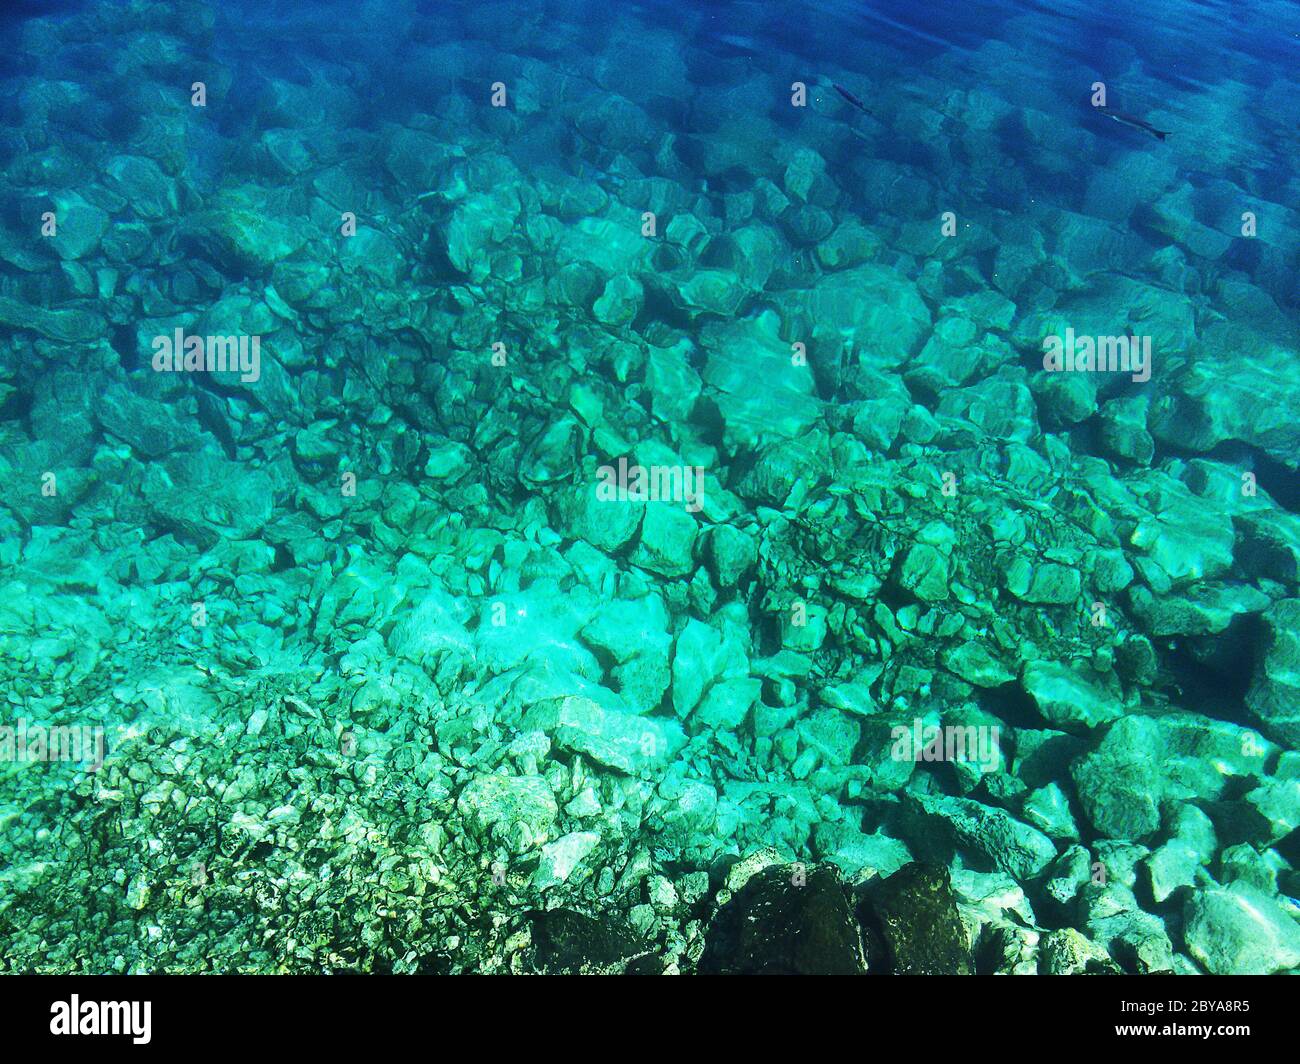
{"left": 700, "top": 863, "right": 866, "bottom": 974}
{"left": 859, "top": 862, "right": 973, "bottom": 974}
{"left": 529, "top": 909, "right": 645, "bottom": 974}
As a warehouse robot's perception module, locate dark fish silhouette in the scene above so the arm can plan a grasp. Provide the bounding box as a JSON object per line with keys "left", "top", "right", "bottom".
{"left": 834, "top": 83, "right": 873, "bottom": 117}
{"left": 1097, "top": 106, "right": 1171, "bottom": 141}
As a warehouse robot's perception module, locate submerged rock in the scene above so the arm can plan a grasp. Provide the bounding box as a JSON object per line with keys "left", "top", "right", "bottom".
{"left": 1247, "top": 599, "right": 1300, "bottom": 747}
{"left": 1038, "top": 928, "right": 1121, "bottom": 975}
{"left": 1021, "top": 660, "right": 1124, "bottom": 731}
{"left": 1070, "top": 718, "right": 1164, "bottom": 841}
{"left": 700, "top": 863, "right": 866, "bottom": 974}
{"left": 529, "top": 909, "right": 645, "bottom": 974}
{"left": 1183, "top": 883, "right": 1300, "bottom": 975}
{"left": 859, "top": 863, "right": 973, "bottom": 975}
{"left": 457, "top": 774, "right": 558, "bottom": 854}
{"left": 902, "top": 793, "right": 1058, "bottom": 881}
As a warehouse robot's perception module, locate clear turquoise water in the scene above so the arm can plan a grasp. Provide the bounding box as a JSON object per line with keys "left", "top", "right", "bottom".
{"left": 0, "top": 0, "right": 1297, "bottom": 975}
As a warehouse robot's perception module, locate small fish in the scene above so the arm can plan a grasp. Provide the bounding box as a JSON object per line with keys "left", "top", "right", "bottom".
{"left": 833, "top": 83, "right": 873, "bottom": 117}
{"left": 1096, "top": 106, "right": 1171, "bottom": 141}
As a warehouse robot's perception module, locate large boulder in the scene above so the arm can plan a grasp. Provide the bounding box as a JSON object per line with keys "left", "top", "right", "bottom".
{"left": 700, "top": 863, "right": 865, "bottom": 974}
{"left": 1183, "top": 884, "right": 1300, "bottom": 974}
{"left": 859, "top": 863, "right": 973, "bottom": 974}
